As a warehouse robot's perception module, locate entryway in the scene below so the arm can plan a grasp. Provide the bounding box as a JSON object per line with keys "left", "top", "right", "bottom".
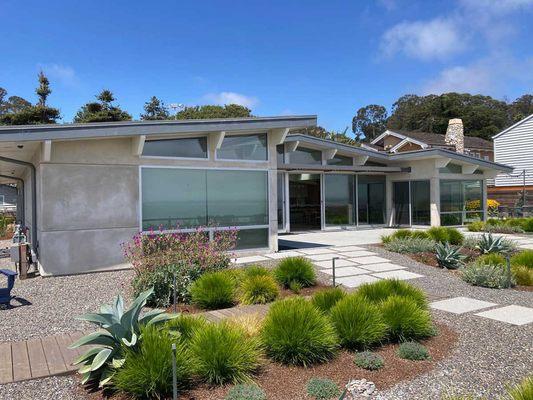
{"left": 288, "top": 174, "right": 321, "bottom": 231}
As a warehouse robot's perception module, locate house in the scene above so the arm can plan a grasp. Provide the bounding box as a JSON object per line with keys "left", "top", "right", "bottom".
{"left": 489, "top": 113, "right": 533, "bottom": 208}
{"left": 366, "top": 119, "right": 494, "bottom": 161}
{"left": 0, "top": 115, "right": 511, "bottom": 276}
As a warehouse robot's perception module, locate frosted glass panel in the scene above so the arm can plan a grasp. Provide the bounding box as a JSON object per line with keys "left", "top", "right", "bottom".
{"left": 142, "top": 137, "right": 207, "bottom": 158}
{"left": 217, "top": 133, "right": 267, "bottom": 160}
{"left": 290, "top": 148, "right": 322, "bottom": 164}
{"left": 235, "top": 229, "right": 269, "bottom": 249}
{"left": 325, "top": 174, "right": 354, "bottom": 225}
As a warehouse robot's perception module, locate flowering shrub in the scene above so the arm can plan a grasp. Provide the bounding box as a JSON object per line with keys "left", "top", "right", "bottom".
{"left": 122, "top": 227, "right": 237, "bottom": 307}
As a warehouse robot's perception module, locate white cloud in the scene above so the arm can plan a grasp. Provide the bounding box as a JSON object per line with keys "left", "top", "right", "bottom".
{"left": 459, "top": 0, "right": 533, "bottom": 14}
{"left": 380, "top": 18, "right": 466, "bottom": 61}
{"left": 203, "top": 91, "right": 258, "bottom": 108}
{"left": 37, "top": 63, "right": 77, "bottom": 86}
{"left": 377, "top": 0, "right": 396, "bottom": 11}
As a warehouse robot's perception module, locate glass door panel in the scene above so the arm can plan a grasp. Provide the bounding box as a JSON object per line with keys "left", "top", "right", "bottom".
{"left": 393, "top": 181, "right": 410, "bottom": 225}
{"left": 358, "top": 175, "right": 386, "bottom": 225}
{"left": 289, "top": 174, "right": 321, "bottom": 231}
{"left": 277, "top": 172, "right": 286, "bottom": 231}
{"left": 325, "top": 174, "right": 355, "bottom": 226}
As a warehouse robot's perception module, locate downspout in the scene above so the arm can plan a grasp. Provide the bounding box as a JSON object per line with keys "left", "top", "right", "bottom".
{"left": 0, "top": 156, "right": 37, "bottom": 255}
{"left": 0, "top": 174, "right": 24, "bottom": 223}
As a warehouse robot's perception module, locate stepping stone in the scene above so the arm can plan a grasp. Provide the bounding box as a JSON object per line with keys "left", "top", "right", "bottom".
{"left": 336, "top": 274, "right": 381, "bottom": 288}
{"left": 520, "top": 244, "right": 533, "bottom": 249}
{"left": 320, "top": 266, "right": 370, "bottom": 277}
{"left": 335, "top": 245, "right": 367, "bottom": 252}
{"left": 372, "top": 270, "right": 424, "bottom": 280}
{"left": 264, "top": 251, "right": 302, "bottom": 259}
{"left": 348, "top": 256, "right": 390, "bottom": 265}
{"left": 307, "top": 253, "right": 347, "bottom": 261}
{"left": 430, "top": 297, "right": 497, "bottom": 314}
{"left": 298, "top": 247, "right": 335, "bottom": 255}
{"left": 337, "top": 250, "right": 376, "bottom": 258}
{"left": 357, "top": 262, "right": 406, "bottom": 272}
{"left": 475, "top": 305, "right": 533, "bottom": 326}
{"left": 234, "top": 255, "right": 269, "bottom": 264}
{"left": 315, "top": 259, "right": 358, "bottom": 269}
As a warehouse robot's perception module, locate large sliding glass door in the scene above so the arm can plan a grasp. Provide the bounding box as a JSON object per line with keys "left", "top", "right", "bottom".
{"left": 393, "top": 180, "right": 431, "bottom": 226}
{"left": 440, "top": 180, "right": 483, "bottom": 225}
{"left": 358, "top": 175, "right": 386, "bottom": 225}
{"left": 277, "top": 172, "right": 286, "bottom": 232}
{"left": 325, "top": 174, "right": 355, "bottom": 226}
{"left": 289, "top": 174, "right": 322, "bottom": 231}
{"left": 393, "top": 182, "right": 411, "bottom": 225}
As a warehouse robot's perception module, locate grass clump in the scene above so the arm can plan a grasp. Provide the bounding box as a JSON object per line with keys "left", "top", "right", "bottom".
{"left": 238, "top": 274, "right": 279, "bottom": 305}
{"left": 511, "top": 250, "right": 533, "bottom": 269}
{"left": 384, "top": 237, "right": 436, "bottom": 254}
{"left": 397, "top": 341, "right": 430, "bottom": 361}
{"left": 114, "top": 325, "right": 193, "bottom": 398}
{"left": 165, "top": 314, "right": 208, "bottom": 342}
{"left": 354, "top": 351, "right": 384, "bottom": 370}
{"left": 311, "top": 287, "right": 347, "bottom": 313}
{"left": 190, "top": 322, "right": 262, "bottom": 385}
{"left": 356, "top": 279, "right": 428, "bottom": 309}
{"left": 380, "top": 296, "right": 434, "bottom": 341}
{"left": 190, "top": 270, "right": 236, "bottom": 310}
{"left": 274, "top": 257, "right": 316, "bottom": 288}
{"left": 477, "top": 253, "right": 506, "bottom": 266}
{"left": 306, "top": 378, "right": 341, "bottom": 400}
{"left": 330, "top": 294, "right": 387, "bottom": 349}
{"left": 225, "top": 384, "right": 267, "bottom": 400}
{"left": 243, "top": 265, "right": 271, "bottom": 278}
{"left": 261, "top": 297, "right": 338, "bottom": 366}
{"left": 427, "top": 227, "right": 464, "bottom": 245}
{"left": 506, "top": 376, "right": 533, "bottom": 400}
{"left": 461, "top": 261, "right": 515, "bottom": 289}
{"left": 512, "top": 265, "right": 533, "bottom": 286}
{"left": 227, "top": 313, "right": 263, "bottom": 338}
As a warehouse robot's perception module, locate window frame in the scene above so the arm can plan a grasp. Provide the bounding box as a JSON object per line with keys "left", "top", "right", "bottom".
{"left": 215, "top": 132, "right": 269, "bottom": 163}
{"left": 140, "top": 136, "right": 209, "bottom": 161}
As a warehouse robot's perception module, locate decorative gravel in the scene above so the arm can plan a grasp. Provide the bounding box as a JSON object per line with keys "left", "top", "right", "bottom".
{"left": 0, "top": 376, "right": 84, "bottom": 400}
{"left": 0, "top": 269, "right": 134, "bottom": 341}
{"left": 367, "top": 244, "right": 533, "bottom": 399}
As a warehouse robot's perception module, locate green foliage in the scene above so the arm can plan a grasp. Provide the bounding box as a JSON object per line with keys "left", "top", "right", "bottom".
{"left": 506, "top": 376, "right": 533, "bottom": 400}
{"left": 476, "top": 233, "right": 516, "bottom": 254}
{"left": 243, "top": 265, "right": 271, "bottom": 278}
{"left": 427, "top": 227, "right": 464, "bottom": 245}
{"left": 295, "top": 125, "right": 357, "bottom": 145}
{"left": 289, "top": 280, "right": 303, "bottom": 293}
{"left": 478, "top": 253, "right": 506, "bottom": 266}
{"left": 261, "top": 297, "right": 338, "bottom": 366}
{"left": 461, "top": 261, "right": 515, "bottom": 289}
{"left": 225, "top": 384, "right": 267, "bottom": 400}
{"left": 176, "top": 104, "right": 252, "bottom": 120}
{"left": 352, "top": 104, "right": 388, "bottom": 141}
{"left": 397, "top": 341, "right": 430, "bottom": 361}
{"left": 190, "top": 271, "right": 236, "bottom": 310}
{"left": 467, "top": 221, "right": 485, "bottom": 232}
{"left": 114, "top": 325, "right": 192, "bottom": 398}
{"left": 306, "top": 378, "right": 341, "bottom": 400}
{"left": 511, "top": 250, "right": 533, "bottom": 269}
{"left": 512, "top": 265, "right": 533, "bottom": 286}
{"left": 380, "top": 296, "right": 434, "bottom": 341}
{"left": 521, "top": 218, "right": 533, "bottom": 232}
{"left": 354, "top": 351, "right": 384, "bottom": 370}
{"left": 190, "top": 322, "right": 262, "bottom": 385}
{"left": 311, "top": 287, "right": 347, "bottom": 313}
{"left": 74, "top": 90, "right": 132, "bottom": 123}
{"left": 329, "top": 294, "right": 387, "bottom": 349}
{"left": 384, "top": 237, "right": 436, "bottom": 254}
{"left": 356, "top": 279, "right": 428, "bottom": 309}
{"left": 435, "top": 242, "right": 466, "bottom": 269}
{"left": 165, "top": 314, "right": 208, "bottom": 342}
{"left": 69, "top": 288, "right": 175, "bottom": 388}
{"left": 274, "top": 256, "right": 316, "bottom": 288}
{"left": 140, "top": 96, "right": 170, "bottom": 120}
{"left": 238, "top": 274, "right": 279, "bottom": 305}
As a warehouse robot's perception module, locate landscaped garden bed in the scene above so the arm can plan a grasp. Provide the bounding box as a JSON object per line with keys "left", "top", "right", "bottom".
{"left": 467, "top": 217, "right": 533, "bottom": 234}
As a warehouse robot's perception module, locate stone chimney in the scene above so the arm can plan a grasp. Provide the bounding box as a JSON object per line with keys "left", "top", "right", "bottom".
{"left": 445, "top": 118, "right": 464, "bottom": 154}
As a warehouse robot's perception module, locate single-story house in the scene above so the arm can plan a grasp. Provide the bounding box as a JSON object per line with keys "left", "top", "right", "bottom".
{"left": 0, "top": 115, "right": 512, "bottom": 276}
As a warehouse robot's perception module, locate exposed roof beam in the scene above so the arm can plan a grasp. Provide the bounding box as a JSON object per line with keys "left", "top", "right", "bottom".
{"left": 269, "top": 128, "right": 289, "bottom": 145}
{"left": 435, "top": 158, "right": 451, "bottom": 169}
{"left": 209, "top": 131, "right": 226, "bottom": 151}
{"left": 354, "top": 155, "right": 369, "bottom": 166}
{"left": 132, "top": 135, "right": 146, "bottom": 156}
{"left": 286, "top": 141, "right": 299, "bottom": 152}
{"left": 42, "top": 140, "right": 52, "bottom": 162}
{"left": 323, "top": 148, "right": 337, "bottom": 160}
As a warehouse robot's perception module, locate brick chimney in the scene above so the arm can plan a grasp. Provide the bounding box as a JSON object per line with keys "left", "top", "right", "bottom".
{"left": 445, "top": 118, "right": 464, "bottom": 154}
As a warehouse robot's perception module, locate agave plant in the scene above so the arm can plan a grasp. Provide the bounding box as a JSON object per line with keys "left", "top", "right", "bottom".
{"left": 435, "top": 242, "right": 466, "bottom": 269}
{"left": 69, "top": 287, "right": 175, "bottom": 387}
{"left": 475, "top": 233, "right": 516, "bottom": 254}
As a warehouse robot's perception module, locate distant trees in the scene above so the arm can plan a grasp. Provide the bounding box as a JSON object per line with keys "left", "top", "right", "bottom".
{"left": 175, "top": 104, "right": 252, "bottom": 120}
{"left": 140, "top": 96, "right": 170, "bottom": 120}
{"left": 74, "top": 90, "right": 132, "bottom": 123}
{"left": 295, "top": 126, "right": 357, "bottom": 146}
{"left": 351, "top": 104, "right": 388, "bottom": 142}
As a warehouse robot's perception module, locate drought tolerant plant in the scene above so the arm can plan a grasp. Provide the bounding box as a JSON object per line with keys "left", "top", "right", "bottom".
{"left": 238, "top": 274, "right": 279, "bottom": 305}
{"left": 165, "top": 314, "right": 208, "bottom": 342}
{"left": 273, "top": 256, "right": 316, "bottom": 288}
{"left": 114, "top": 325, "right": 192, "bottom": 398}
{"left": 435, "top": 242, "right": 466, "bottom": 269}
{"left": 354, "top": 351, "right": 384, "bottom": 370}
{"left": 380, "top": 296, "right": 434, "bottom": 341}
{"left": 356, "top": 279, "right": 428, "bottom": 309}
{"left": 383, "top": 237, "right": 436, "bottom": 254}
{"left": 397, "top": 341, "right": 430, "bottom": 361}
{"left": 467, "top": 221, "right": 485, "bottom": 232}
{"left": 381, "top": 229, "right": 430, "bottom": 244}
{"left": 70, "top": 288, "right": 175, "bottom": 387}
{"left": 227, "top": 313, "right": 264, "bottom": 338}
{"left": 476, "top": 233, "right": 515, "bottom": 254}
{"left": 311, "top": 287, "right": 347, "bottom": 313}
{"left": 511, "top": 265, "right": 533, "bottom": 286}
{"left": 190, "top": 270, "right": 236, "bottom": 310}
{"left": 190, "top": 322, "right": 262, "bottom": 385}
{"left": 511, "top": 250, "right": 533, "bottom": 269}
{"left": 461, "top": 261, "right": 515, "bottom": 289}
{"left": 306, "top": 378, "right": 341, "bottom": 400}
{"left": 243, "top": 265, "right": 271, "bottom": 278}
{"left": 506, "top": 376, "right": 533, "bottom": 400}
{"left": 427, "top": 227, "right": 464, "bottom": 245}
{"left": 329, "top": 294, "right": 387, "bottom": 349}
{"left": 225, "top": 384, "right": 267, "bottom": 400}
{"left": 477, "top": 252, "right": 506, "bottom": 266}
{"left": 261, "top": 297, "right": 338, "bottom": 366}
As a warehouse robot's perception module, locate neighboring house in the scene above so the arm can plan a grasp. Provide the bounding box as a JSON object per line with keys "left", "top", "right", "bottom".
{"left": 0, "top": 184, "right": 18, "bottom": 212}
{"left": 489, "top": 113, "right": 533, "bottom": 207}
{"left": 365, "top": 119, "right": 494, "bottom": 161}
{"left": 0, "top": 116, "right": 511, "bottom": 276}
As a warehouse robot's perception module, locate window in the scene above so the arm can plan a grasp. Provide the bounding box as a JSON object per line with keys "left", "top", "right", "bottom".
{"left": 440, "top": 180, "right": 483, "bottom": 225}
{"left": 411, "top": 181, "right": 430, "bottom": 225}
{"left": 325, "top": 174, "right": 355, "bottom": 225}
{"left": 289, "top": 147, "right": 322, "bottom": 164}
{"left": 439, "top": 163, "right": 462, "bottom": 174}
{"left": 327, "top": 154, "right": 353, "bottom": 166}
{"left": 0, "top": 195, "right": 4, "bottom": 205}
{"left": 276, "top": 144, "right": 285, "bottom": 165}
{"left": 217, "top": 133, "right": 267, "bottom": 160}
{"left": 142, "top": 137, "right": 208, "bottom": 158}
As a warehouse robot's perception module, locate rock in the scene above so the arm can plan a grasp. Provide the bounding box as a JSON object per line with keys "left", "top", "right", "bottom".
{"left": 343, "top": 378, "right": 377, "bottom": 399}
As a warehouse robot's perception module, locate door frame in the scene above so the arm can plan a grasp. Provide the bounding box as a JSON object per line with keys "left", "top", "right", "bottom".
{"left": 285, "top": 171, "right": 323, "bottom": 233}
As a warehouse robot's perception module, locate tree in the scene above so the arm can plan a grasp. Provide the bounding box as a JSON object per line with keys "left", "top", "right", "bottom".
{"left": 74, "top": 90, "right": 132, "bottom": 123}
{"left": 140, "top": 96, "right": 170, "bottom": 120}
{"left": 175, "top": 104, "right": 252, "bottom": 120}
{"left": 352, "top": 104, "right": 388, "bottom": 141}
{"left": 509, "top": 94, "right": 533, "bottom": 123}
{"left": 295, "top": 126, "right": 357, "bottom": 146}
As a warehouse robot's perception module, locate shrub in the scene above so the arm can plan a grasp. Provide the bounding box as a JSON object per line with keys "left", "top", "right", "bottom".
{"left": 463, "top": 235, "right": 481, "bottom": 250}
{"left": 381, "top": 229, "right": 429, "bottom": 244}
{"left": 225, "top": 384, "right": 267, "bottom": 400}
{"left": 354, "top": 351, "right": 384, "bottom": 370}
{"left": 511, "top": 250, "right": 533, "bottom": 269}
{"left": 477, "top": 253, "right": 506, "bottom": 266}
{"left": 461, "top": 261, "right": 515, "bottom": 289}
{"left": 306, "top": 378, "right": 341, "bottom": 400}
{"left": 384, "top": 238, "right": 436, "bottom": 254}
{"left": 506, "top": 376, "right": 533, "bottom": 400}
{"left": 467, "top": 221, "right": 485, "bottom": 232}
{"left": 311, "top": 287, "right": 347, "bottom": 313}
{"left": 190, "top": 271, "right": 236, "bottom": 310}
{"left": 485, "top": 225, "right": 525, "bottom": 234}
{"left": 522, "top": 218, "right": 533, "bottom": 232}
{"left": 165, "top": 314, "right": 208, "bottom": 342}
{"left": 238, "top": 274, "right": 279, "bottom": 305}
{"left": 446, "top": 228, "right": 465, "bottom": 245}
{"left": 330, "top": 294, "right": 387, "bottom": 349}
{"left": 397, "top": 341, "right": 430, "bottom": 361}
{"left": 289, "top": 280, "right": 303, "bottom": 293}
{"left": 411, "top": 230, "right": 431, "bottom": 240}
{"left": 380, "top": 296, "right": 434, "bottom": 341}
{"left": 435, "top": 242, "right": 466, "bottom": 269}
{"left": 427, "top": 227, "right": 464, "bottom": 245}
{"left": 261, "top": 297, "right": 338, "bottom": 366}
{"left": 476, "top": 233, "right": 515, "bottom": 254}
{"left": 356, "top": 279, "right": 428, "bottom": 309}
{"left": 274, "top": 257, "right": 316, "bottom": 288}
{"left": 243, "top": 265, "right": 271, "bottom": 278}
{"left": 114, "top": 325, "right": 192, "bottom": 398}
{"left": 227, "top": 313, "right": 263, "bottom": 338}
{"left": 512, "top": 265, "right": 533, "bottom": 286}
{"left": 190, "top": 322, "right": 262, "bottom": 385}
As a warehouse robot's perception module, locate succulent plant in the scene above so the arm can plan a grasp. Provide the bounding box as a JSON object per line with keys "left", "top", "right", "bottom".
{"left": 69, "top": 288, "right": 175, "bottom": 388}
{"left": 476, "top": 233, "right": 514, "bottom": 254}
{"left": 435, "top": 242, "right": 466, "bottom": 269}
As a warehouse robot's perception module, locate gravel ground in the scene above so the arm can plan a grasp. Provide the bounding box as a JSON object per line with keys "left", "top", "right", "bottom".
{"left": 0, "top": 268, "right": 134, "bottom": 341}
{"left": 0, "top": 376, "right": 84, "bottom": 400}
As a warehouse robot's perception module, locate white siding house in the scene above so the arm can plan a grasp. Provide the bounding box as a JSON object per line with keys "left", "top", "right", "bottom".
{"left": 493, "top": 114, "right": 533, "bottom": 187}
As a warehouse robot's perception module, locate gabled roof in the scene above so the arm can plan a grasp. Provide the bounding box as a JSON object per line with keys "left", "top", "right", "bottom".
{"left": 371, "top": 129, "right": 493, "bottom": 150}
{"left": 492, "top": 113, "right": 533, "bottom": 139}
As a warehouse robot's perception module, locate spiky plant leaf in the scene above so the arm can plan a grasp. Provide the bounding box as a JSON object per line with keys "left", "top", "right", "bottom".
{"left": 69, "top": 331, "right": 115, "bottom": 349}
{"left": 91, "top": 348, "right": 114, "bottom": 371}
{"left": 76, "top": 313, "right": 117, "bottom": 327}
{"left": 73, "top": 348, "right": 101, "bottom": 365}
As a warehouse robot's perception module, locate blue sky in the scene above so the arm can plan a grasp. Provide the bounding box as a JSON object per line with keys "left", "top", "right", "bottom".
{"left": 1, "top": 0, "right": 532, "bottom": 132}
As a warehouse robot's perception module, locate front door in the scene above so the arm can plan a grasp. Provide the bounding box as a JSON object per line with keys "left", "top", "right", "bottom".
{"left": 393, "top": 181, "right": 411, "bottom": 225}
{"left": 289, "top": 174, "right": 321, "bottom": 231}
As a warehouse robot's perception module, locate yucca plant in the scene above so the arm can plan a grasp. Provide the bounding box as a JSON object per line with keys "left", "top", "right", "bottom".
{"left": 476, "top": 233, "right": 514, "bottom": 254}
{"left": 435, "top": 242, "right": 466, "bottom": 269}
{"left": 69, "top": 288, "right": 175, "bottom": 388}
